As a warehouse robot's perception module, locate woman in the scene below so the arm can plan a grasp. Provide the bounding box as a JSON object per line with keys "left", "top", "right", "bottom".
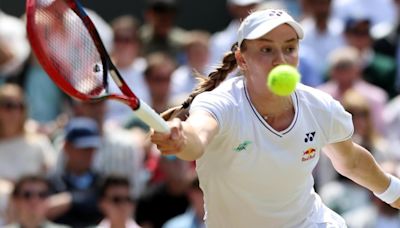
{"left": 5, "top": 175, "right": 69, "bottom": 228}
{"left": 0, "top": 84, "right": 55, "bottom": 182}
{"left": 97, "top": 176, "right": 140, "bottom": 228}
{"left": 151, "top": 9, "right": 400, "bottom": 227}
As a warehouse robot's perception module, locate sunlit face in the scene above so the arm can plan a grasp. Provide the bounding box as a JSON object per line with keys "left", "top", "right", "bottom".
{"left": 0, "top": 94, "right": 26, "bottom": 136}
{"left": 238, "top": 24, "right": 299, "bottom": 95}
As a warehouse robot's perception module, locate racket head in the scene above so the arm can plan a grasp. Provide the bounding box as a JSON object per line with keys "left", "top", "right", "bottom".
{"left": 26, "top": 0, "right": 139, "bottom": 108}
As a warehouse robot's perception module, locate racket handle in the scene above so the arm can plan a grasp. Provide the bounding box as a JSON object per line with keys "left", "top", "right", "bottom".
{"left": 135, "top": 100, "right": 170, "bottom": 133}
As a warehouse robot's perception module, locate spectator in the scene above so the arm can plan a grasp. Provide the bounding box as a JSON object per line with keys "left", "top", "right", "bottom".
{"left": 5, "top": 175, "right": 70, "bottom": 228}
{"left": 171, "top": 30, "right": 210, "bottom": 99}
{"left": 162, "top": 177, "right": 205, "bottom": 228}
{"left": 207, "top": 0, "right": 262, "bottom": 72}
{"left": 331, "top": 0, "right": 397, "bottom": 36}
{"left": 0, "top": 10, "right": 30, "bottom": 82}
{"left": 0, "top": 83, "right": 56, "bottom": 182}
{"left": 341, "top": 90, "right": 389, "bottom": 160}
{"left": 47, "top": 117, "right": 103, "bottom": 227}
{"left": 0, "top": 179, "right": 13, "bottom": 225}
{"left": 106, "top": 15, "right": 150, "bottom": 127}
{"left": 373, "top": 0, "right": 400, "bottom": 94}
{"left": 343, "top": 16, "right": 397, "bottom": 98}
{"left": 70, "top": 100, "right": 146, "bottom": 198}
{"left": 144, "top": 52, "right": 177, "bottom": 114}
{"left": 97, "top": 176, "right": 141, "bottom": 228}
{"left": 140, "top": 0, "right": 187, "bottom": 62}
{"left": 300, "top": 0, "right": 345, "bottom": 79}
{"left": 317, "top": 46, "right": 388, "bottom": 134}
{"left": 136, "top": 155, "right": 194, "bottom": 228}
{"left": 24, "top": 55, "right": 67, "bottom": 126}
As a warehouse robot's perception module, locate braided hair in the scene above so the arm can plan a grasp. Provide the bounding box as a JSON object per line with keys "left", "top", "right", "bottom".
{"left": 161, "top": 43, "right": 240, "bottom": 120}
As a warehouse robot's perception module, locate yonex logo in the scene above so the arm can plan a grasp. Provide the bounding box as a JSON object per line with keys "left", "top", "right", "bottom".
{"left": 304, "top": 131, "right": 316, "bottom": 143}
{"left": 268, "top": 10, "right": 283, "bottom": 17}
{"left": 234, "top": 140, "right": 252, "bottom": 152}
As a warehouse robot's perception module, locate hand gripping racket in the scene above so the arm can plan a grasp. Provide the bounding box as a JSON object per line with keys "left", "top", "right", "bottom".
{"left": 26, "top": 0, "right": 170, "bottom": 133}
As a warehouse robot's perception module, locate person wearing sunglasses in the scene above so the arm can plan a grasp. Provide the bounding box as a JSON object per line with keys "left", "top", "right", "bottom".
{"left": 96, "top": 176, "right": 140, "bottom": 228}
{"left": 5, "top": 175, "right": 70, "bottom": 228}
{"left": 0, "top": 83, "right": 56, "bottom": 182}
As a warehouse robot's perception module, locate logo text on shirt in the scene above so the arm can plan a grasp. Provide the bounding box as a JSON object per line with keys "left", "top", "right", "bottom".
{"left": 302, "top": 148, "right": 316, "bottom": 162}
{"left": 234, "top": 140, "right": 252, "bottom": 152}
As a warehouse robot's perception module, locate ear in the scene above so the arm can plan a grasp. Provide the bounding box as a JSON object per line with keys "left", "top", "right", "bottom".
{"left": 235, "top": 51, "right": 247, "bottom": 72}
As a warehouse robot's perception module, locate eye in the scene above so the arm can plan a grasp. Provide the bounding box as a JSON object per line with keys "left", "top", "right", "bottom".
{"left": 260, "top": 47, "right": 272, "bottom": 53}
{"left": 285, "top": 46, "right": 297, "bottom": 53}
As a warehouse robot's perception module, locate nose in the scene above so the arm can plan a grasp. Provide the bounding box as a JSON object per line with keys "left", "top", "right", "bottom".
{"left": 272, "top": 51, "right": 287, "bottom": 66}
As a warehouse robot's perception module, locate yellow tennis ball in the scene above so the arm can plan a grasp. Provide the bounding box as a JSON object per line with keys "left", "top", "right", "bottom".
{"left": 267, "top": 65, "right": 301, "bottom": 96}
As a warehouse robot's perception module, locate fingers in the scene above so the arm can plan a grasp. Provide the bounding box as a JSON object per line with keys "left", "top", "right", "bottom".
{"left": 150, "top": 118, "right": 185, "bottom": 155}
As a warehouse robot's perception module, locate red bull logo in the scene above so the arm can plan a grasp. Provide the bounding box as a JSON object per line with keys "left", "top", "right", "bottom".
{"left": 301, "top": 148, "right": 316, "bottom": 162}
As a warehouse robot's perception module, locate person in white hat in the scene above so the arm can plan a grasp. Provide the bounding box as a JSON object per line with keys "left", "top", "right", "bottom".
{"left": 151, "top": 9, "right": 400, "bottom": 227}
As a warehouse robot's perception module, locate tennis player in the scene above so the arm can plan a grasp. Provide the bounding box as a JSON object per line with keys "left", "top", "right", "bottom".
{"left": 151, "top": 9, "right": 400, "bottom": 227}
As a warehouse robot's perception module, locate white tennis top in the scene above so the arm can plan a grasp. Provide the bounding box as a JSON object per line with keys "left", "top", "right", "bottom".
{"left": 190, "top": 76, "right": 353, "bottom": 228}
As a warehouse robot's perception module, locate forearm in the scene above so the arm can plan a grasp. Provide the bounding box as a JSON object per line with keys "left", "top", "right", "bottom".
{"left": 326, "top": 141, "right": 390, "bottom": 194}
{"left": 151, "top": 111, "right": 218, "bottom": 161}
{"left": 175, "top": 121, "right": 205, "bottom": 161}
{"left": 46, "top": 192, "right": 72, "bottom": 220}
{"left": 337, "top": 143, "right": 390, "bottom": 194}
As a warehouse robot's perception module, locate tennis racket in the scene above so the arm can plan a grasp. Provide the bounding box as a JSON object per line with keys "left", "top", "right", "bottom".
{"left": 26, "top": 0, "right": 170, "bottom": 133}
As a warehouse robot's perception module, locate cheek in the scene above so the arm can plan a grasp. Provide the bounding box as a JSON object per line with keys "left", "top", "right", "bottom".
{"left": 246, "top": 56, "right": 270, "bottom": 74}
{"left": 287, "top": 54, "right": 299, "bottom": 66}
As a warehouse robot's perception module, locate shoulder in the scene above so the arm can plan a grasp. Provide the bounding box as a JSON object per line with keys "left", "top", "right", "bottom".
{"left": 192, "top": 76, "right": 244, "bottom": 106}
{"left": 162, "top": 210, "right": 194, "bottom": 228}
{"left": 369, "top": 53, "right": 396, "bottom": 72}
{"left": 24, "top": 133, "right": 54, "bottom": 148}
{"left": 356, "top": 81, "right": 388, "bottom": 101}
{"left": 383, "top": 95, "right": 400, "bottom": 122}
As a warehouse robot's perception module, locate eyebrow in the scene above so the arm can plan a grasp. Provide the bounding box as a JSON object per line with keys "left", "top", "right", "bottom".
{"left": 257, "top": 37, "right": 298, "bottom": 43}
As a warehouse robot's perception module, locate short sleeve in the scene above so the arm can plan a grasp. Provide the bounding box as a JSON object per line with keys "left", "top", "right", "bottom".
{"left": 328, "top": 99, "right": 354, "bottom": 144}
{"left": 189, "top": 92, "right": 234, "bottom": 136}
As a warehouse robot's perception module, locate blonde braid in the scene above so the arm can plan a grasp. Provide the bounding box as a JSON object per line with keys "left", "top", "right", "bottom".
{"left": 161, "top": 43, "right": 239, "bottom": 120}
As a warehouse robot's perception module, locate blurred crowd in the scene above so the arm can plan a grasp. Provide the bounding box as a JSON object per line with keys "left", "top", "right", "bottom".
{"left": 1, "top": 0, "right": 400, "bottom": 227}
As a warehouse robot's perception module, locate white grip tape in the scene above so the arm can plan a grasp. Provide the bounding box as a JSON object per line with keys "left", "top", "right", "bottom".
{"left": 374, "top": 174, "right": 400, "bottom": 204}
{"left": 135, "top": 100, "right": 170, "bottom": 133}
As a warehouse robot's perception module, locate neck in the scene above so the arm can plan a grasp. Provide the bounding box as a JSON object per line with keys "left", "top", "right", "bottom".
{"left": 252, "top": 94, "right": 293, "bottom": 120}
{"left": 114, "top": 57, "right": 137, "bottom": 68}
{"left": 66, "top": 167, "right": 89, "bottom": 176}
{"left": 167, "top": 179, "right": 190, "bottom": 195}
{"left": 246, "top": 81, "right": 295, "bottom": 131}
{"left": 19, "top": 215, "right": 43, "bottom": 228}
{"left": 152, "top": 97, "right": 169, "bottom": 113}
{"left": 337, "top": 82, "right": 354, "bottom": 94}
{"left": 316, "top": 19, "right": 328, "bottom": 32}
{"left": 109, "top": 218, "right": 127, "bottom": 228}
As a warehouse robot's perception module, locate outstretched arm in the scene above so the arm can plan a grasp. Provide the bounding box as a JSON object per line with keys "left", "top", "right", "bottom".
{"left": 324, "top": 139, "right": 400, "bottom": 208}
{"left": 151, "top": 110, "right": 219, "bottom": 161}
